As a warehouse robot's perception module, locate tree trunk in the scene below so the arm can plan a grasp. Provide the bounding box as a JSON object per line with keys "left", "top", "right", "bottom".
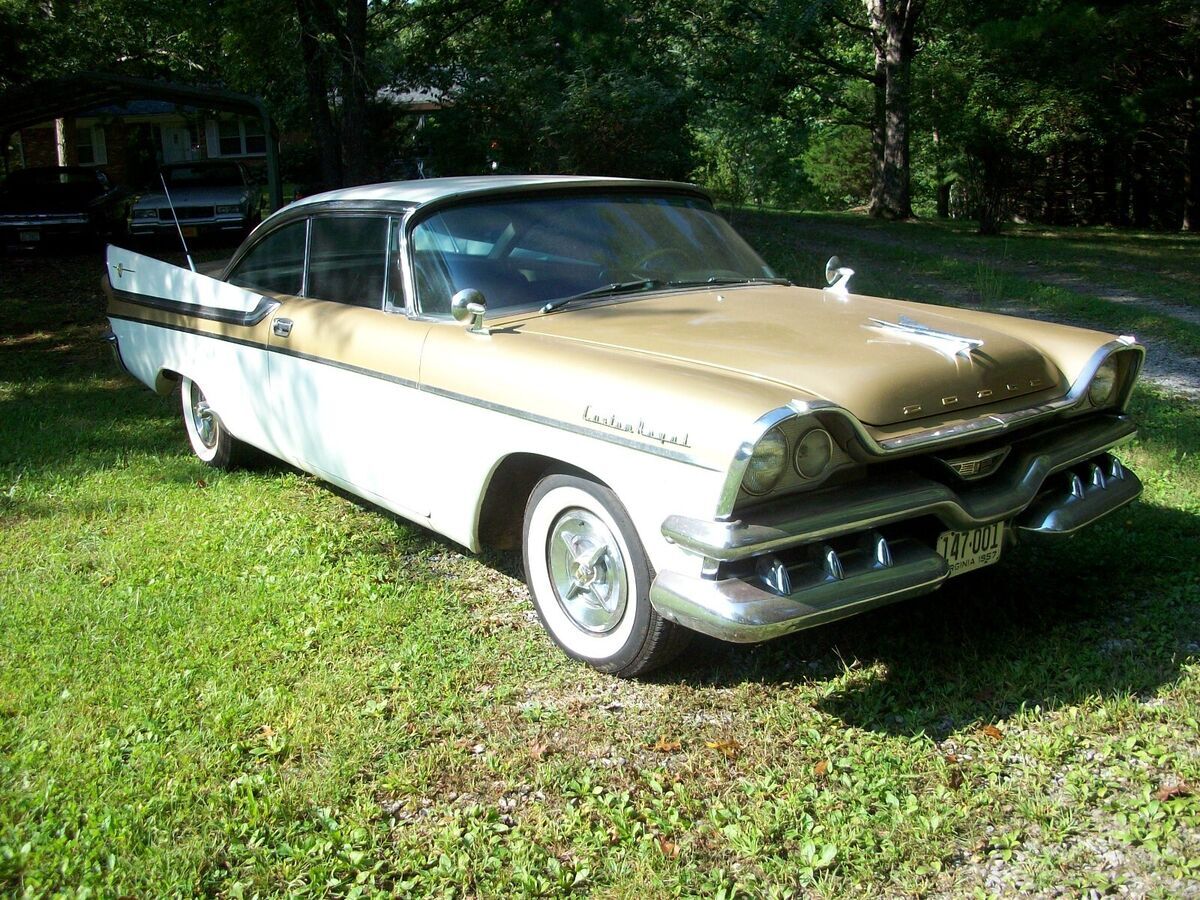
{"left": 865, "top": 0, "right": 920, "bottom": 220}
{"left": 295, "top": 0, "right": 342, "bottom": 187}
{"left": 868, "top": 40, "right": 886, "bottom": 215}
{"left": 338, "top": 0, "right": 370, "bottom": 185}
{"left": 1131, "top": 137, "right": 1150, "bottom": 229}
{"left": 1184, "top": 60, "right": 1199, "bottom": 232}
{"left": 933, "top": 126, "right": 950, "bottom": 218}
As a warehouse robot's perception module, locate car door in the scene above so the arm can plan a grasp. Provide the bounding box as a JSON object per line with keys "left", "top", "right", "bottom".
{"left": 260, "top": 213, "right": 434, "bottom": 519}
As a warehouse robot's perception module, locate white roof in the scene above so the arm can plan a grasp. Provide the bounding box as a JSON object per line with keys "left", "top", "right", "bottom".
{"left": 286, "top": 175, "right": 699, "bottom": 211}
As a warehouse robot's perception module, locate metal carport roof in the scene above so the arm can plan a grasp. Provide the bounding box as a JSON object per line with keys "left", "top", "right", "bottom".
{"left": 0, "top": 72, "right": 282, "bottom": 210}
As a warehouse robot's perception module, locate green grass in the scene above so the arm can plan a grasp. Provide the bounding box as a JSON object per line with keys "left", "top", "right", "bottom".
{"left": 1, "top": 235, "right": 1199, "bottom": 897}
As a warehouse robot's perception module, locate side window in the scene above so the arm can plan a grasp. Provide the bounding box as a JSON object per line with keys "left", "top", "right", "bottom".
{"left": 306, "top": 215, "right": 389, "bottom": 309}
{"left": 227, "top": 220, "right": 307, "bottom": 294}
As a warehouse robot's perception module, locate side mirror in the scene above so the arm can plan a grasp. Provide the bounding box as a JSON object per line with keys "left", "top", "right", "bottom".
{"left": 824, "top": 255, "right": 855, "bottom": 293}
{"left": 451, "top": 288, "right": 489, "bottom": 334}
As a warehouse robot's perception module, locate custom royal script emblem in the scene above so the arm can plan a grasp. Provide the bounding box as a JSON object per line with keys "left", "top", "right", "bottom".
{"left": 583, "top": 406, "right": 691, "bottom": 448}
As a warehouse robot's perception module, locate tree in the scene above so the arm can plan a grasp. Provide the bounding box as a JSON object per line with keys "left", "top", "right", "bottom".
{"left": 864, "top": 0, "right": 924, "bottom": 219}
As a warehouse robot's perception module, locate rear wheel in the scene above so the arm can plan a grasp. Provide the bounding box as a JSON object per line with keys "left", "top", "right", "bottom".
{"left": 522, "top": 474, "right": 691, "bottom": 677}
{"left": 180, "top": 376, "right": 244, "bottom": 469}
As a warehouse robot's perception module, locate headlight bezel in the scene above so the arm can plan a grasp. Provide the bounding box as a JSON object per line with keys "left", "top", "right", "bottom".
{"left": 131, "top": 208, "right": 159, "bottom": 220}
{"left": 740, "top": 426, "right": 789, "bottom": 496}
{"left": 215, "top": 204, "right": 241, "bottom": 215}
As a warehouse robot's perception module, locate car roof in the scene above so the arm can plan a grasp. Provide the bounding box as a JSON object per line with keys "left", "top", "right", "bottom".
{"left": 286, "top": 175, "right": 707, "bottom": 211}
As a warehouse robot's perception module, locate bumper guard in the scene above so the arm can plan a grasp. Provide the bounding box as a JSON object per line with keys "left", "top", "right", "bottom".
{"left": 650, "top": 415, "right": 1142, "bottom": 643}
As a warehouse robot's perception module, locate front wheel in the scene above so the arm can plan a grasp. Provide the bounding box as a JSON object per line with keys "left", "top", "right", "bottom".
{"left": 522, "top": 474, "right": 691, "bottom": 677}
{"left": 180, "top": 376, "right": 244, "bottom": 469}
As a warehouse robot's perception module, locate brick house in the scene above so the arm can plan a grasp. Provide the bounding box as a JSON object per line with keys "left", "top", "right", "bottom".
{"left": 7, "top": 100, "right": 268, "bottom": 188}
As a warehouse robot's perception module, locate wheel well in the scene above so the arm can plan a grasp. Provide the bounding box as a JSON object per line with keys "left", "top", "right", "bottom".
{"left": 155, "top": 368, "right": 181, "bottom": 395}
{"left": 476, "top": 454, "right": 598, "bottom": 550}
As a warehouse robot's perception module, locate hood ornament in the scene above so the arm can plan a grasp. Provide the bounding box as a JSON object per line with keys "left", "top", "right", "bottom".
{"left": 868, "top": 315, "right": 983, "bottom": 358}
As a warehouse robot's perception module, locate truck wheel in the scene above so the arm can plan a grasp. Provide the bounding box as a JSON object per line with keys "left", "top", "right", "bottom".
{"left": 180, "top": 377, "right": 243, "bottom": 469}
{"left": 522, "top": 474, "right": 691, "bottom": 677}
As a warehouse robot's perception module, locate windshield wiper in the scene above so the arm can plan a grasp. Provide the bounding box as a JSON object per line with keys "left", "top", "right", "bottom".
{"left": 666, "top": 276, "right": 792, "bottom": 288}
{"left": 541, "top": 279, "right": 664, "bottom": 313}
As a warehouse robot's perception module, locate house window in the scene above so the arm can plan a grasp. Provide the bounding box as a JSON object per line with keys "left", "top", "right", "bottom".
{"left": 76, "top": 126, "right": 107, "bottom": 166}
{"left": 218, "top": 119, "right": 243, "bottom": 156}
{"left": 211, "top": 118, "right": 267, "bottom": 158}
{"left": 244, "top": 120, "right": 266, "bottom": 155}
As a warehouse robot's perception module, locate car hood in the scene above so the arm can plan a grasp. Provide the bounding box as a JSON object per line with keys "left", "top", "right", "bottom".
{"left": 507, "top": 284, "right": 1065, "bottom": 427}
{"left": 0, "top": 185, "right": 102, "bottom": 215}
{"left": 133, "top": 186, "right": 248, "bottom": 208}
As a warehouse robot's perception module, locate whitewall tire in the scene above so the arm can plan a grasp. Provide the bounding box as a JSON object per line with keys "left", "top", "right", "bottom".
{"left": 180, "top": 376, "right": 243, "bottom": 469}
{"left": 522, "top": 474, "right": 691, "bottom": 677}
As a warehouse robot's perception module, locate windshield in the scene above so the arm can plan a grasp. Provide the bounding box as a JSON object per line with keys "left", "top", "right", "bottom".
{"left": 162, "top": 164, "right": 244, "bottom": 187}
{"left": 410, "top": 192, "right": 777, "bottom": 317}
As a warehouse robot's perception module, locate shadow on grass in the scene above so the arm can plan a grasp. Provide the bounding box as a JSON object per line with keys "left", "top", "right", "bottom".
{"left": 660, "top": 499, "right": 1199, "bottom": 739}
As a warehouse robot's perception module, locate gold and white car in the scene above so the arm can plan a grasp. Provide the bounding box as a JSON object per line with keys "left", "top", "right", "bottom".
{"left": 103, "top": 176, "right": 1144, "bottom": 676}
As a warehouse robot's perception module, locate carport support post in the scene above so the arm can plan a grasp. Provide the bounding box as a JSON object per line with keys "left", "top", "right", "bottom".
{"left": 263, "top": 111, "right": 282, "bottom": 212}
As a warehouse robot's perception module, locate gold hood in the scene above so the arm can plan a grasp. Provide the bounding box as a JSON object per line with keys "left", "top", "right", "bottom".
{"left": 505, "top": 284, "right": 1066, "bottom": 427}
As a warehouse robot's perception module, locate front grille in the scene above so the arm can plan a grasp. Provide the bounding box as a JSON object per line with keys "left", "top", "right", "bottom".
{"left": 159, "top": 206, "right": 214, "bottom": 220}
{"left": 934, "top": 445, "right": 1011, "bottom": 481}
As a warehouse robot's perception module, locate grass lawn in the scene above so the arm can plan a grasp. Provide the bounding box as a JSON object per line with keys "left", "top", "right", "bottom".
{"left": 1, "top": 222, "right": 1198, "bottom": 897}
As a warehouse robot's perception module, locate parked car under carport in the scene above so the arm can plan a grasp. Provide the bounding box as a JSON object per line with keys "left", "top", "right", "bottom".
{"left": 0, "top": 166, "right": 130, "bottom": 249}
{"left": 129, "top": 161, "right": 261, "bottom": 241}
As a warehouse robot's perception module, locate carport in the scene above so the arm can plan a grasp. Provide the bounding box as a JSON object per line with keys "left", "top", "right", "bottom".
{"left": 0, "top": 72, "right": 283, "bottom": 211}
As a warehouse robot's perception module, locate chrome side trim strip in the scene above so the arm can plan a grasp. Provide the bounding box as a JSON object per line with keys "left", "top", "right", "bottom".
{"left": 418, "top": 382, "right": 716, "bottom": 468}
{"left": 110, "top": 287, "right": 279, "bottom": 327}
{"left": 107, "top": 312, "right": 716, "bottom": 470}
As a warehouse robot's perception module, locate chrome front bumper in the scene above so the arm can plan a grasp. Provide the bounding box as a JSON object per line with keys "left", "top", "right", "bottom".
{"left": 650, "top": 415, "right": 1142, "bottom": 643}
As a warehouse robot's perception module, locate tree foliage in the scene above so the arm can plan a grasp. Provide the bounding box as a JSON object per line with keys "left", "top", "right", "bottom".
{"left": 1, "top": 0, "right": 1197, "bottom": 231}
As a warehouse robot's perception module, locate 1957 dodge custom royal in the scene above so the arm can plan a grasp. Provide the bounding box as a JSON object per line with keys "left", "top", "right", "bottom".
{"left": 103, "top": 176, "right": 1144, "bottom": 676}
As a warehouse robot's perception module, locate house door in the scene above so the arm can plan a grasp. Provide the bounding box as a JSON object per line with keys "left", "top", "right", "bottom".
{"left": 160, "top": 125, "right": 198, "bottom": 163}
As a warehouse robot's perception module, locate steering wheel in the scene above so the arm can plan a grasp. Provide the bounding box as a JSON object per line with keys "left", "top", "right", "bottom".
{"left": 632, "top": 246, "right": 691, "bottom": 275}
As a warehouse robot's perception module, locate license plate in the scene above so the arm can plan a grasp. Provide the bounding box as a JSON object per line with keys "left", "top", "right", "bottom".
{"left": 937, "top": 522, "right": 1004, "bottom": 577}
{"left": 19, "top": 230, "right": 40, "bottom": 242}
{"left": 181, "top": 226, "right": 198, "bottom": 237}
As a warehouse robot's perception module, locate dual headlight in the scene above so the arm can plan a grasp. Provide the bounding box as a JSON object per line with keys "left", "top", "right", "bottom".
{"left": 131, "top": 208, "right": 158, "bottom": 220}
{"left": 215, "top": 204, "right": 241, "bottom": 215}
{"left": 1088, "top": 357, "right": 1119, "bottom": 407}
{"left": 741, "top": 426, "right": 835, "bottom": 495}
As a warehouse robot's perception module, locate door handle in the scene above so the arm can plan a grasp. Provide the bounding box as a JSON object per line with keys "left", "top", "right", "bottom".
{"left": 272, "top": 318, "right": 293, "bottom": 338}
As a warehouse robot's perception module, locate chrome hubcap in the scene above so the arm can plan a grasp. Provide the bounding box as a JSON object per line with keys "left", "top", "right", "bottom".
{"left": 189, "top": 382, "right": 217, "bottom": 448}
{"left": 547, "top": 508, "right": 627, "bottom": 634}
